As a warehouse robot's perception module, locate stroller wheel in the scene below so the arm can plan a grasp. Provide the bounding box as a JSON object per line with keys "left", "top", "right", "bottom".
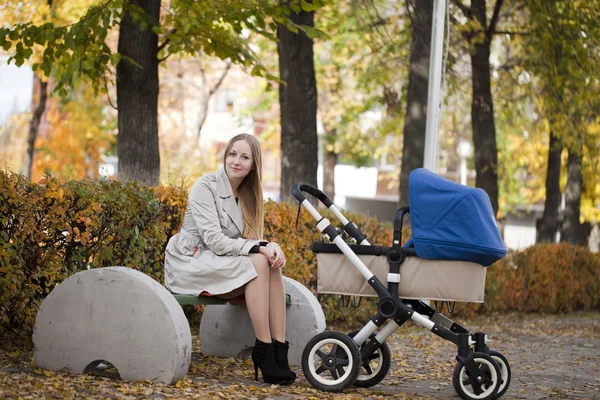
{"left": 347, "top": 329, "right": 391, "bottom": 388}
{"left": 301, "top": 331, "right": 361, "bottom": 392}
{"left": 488, "top": 351, "right": 511, "bottom": 399}
{"left": 452, "top": 352, "right": 501, "bottom": 400}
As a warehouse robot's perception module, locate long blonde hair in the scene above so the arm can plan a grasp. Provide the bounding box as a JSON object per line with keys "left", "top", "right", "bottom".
{"left": 223, "top": 133, "right": 264, "bottom": 240}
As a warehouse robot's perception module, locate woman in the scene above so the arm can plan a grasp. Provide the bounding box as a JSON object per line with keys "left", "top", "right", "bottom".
{"left": 164, "top": 133, "right": 295, "bottom": 385}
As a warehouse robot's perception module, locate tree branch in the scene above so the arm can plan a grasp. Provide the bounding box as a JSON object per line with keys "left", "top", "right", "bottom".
{"left": 103, "top": 75, "right": 118, "bottom": 110}
{"left": 451, "top": 0, "right": 470, "bottom": 18}
{"left": 208, "top": 60, "right": 232, "bottom": 96}
{"left": 487, "top": 0, "right": 505, "bottom": 41}
{"left": 493, "top": 30, "right": 529, "bottom": 36}
{"left": 157, "top": 29, "right": 176, "bottom": 54}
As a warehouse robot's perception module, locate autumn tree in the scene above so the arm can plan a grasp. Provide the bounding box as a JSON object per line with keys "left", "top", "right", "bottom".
{"left": 115, "top": 0, "right": 160, "bottom": 184}
{"left": 449, "top": 0, "right": 509, "bottom": 216}
{"left": 399, "top": 0, "right": 432, "bottom": 207}
{"left": 1, "top": 0, "right": 296, "bottom": 186}
{"left": 313, "top": 1, "right": 411, "bottom": 199}
{"left": 523, "top": 0, "right": 600, "bottom": 244}
{"left": 277, "top": 1, "right": 319, "bottom": 202}
{"left": 0, "top": 0, "right": 53, "bottom": 180}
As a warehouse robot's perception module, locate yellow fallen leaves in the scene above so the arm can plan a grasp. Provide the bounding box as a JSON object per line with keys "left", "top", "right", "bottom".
{"left": 1, "top": 312, "right": 600, "bottom": 399}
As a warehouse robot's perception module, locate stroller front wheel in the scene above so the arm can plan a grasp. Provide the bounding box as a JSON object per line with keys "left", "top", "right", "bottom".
{"left": 347, "top": 329, "right": 392, "bottom": 388}
{"left": 452, "top": 352, "right": 501, "bottom": 400}
{"left": 301, "top": 331, "right": 361, "bottom": 392}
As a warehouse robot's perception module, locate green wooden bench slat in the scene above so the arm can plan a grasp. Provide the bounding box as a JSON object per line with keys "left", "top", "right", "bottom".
{"left": 172, "top": 293, "right": 291, "bottom": 306}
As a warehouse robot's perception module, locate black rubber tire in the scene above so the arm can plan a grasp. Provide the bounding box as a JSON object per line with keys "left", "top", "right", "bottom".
{"left": 301, "top": 330, "right": 362, "bottom": 392}
{"left": 489, "top": 351, "right": 511, "bottom": 399}
{"left": 347, "top": 329, "right": 392, "bottom": 388}
{"left": 452, "top": 352, "right": 501, "bottom": 400}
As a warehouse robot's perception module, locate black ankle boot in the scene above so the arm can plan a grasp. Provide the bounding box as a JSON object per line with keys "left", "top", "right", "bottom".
{"left": 273, "top": 339, "right": 296, "bottom": 382}
{"left": 251, "top": 339, "right": 295, "bottom": 385}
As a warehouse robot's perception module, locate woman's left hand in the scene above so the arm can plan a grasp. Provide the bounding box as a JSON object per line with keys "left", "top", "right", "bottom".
{"left": 266, "top": 242, "right": 286, "bottom": 269}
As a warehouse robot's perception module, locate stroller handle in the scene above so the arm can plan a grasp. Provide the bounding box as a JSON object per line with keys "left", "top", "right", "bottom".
{"left": 292, "top": 182, "right": 370, "bottom": 245}
{"left": 291, "top": 183, "right": 334, "bottom": 207}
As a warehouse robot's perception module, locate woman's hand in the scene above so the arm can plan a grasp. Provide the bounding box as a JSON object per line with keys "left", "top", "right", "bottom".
{"left": 260, "top": 242, "right": 286, "bottom": 269}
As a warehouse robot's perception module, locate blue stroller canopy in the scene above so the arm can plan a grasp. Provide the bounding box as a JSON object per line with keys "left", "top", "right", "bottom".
{"left": 406, "top": 168, "right": 506, "bottom": 266}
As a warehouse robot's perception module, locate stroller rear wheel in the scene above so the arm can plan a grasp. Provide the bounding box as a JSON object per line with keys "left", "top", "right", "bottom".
{"left": 452, "top": 352, "right": 501, "bottom": 400}
{"left": 488, "top": 351, "right": 511, "bottom": 399}
{"left": 347, "top": 329, "right": 391, "bottom": 388}
{"left": 301, "top": 331, "right": 361, "bottom": 392}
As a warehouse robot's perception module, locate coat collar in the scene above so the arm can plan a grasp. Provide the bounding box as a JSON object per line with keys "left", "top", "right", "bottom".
{"left": 216, "top": 168, "right": 244, "bottom": 234}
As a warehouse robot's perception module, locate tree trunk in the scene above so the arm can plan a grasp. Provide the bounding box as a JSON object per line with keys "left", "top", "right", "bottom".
{"left": 470, "top": 0, "right": 499, "bottom": 216}
{"left": 560, "top": 148, "right": 583, "bottom": 245}
{"left": 116, "top": 0, "right": 161, "bottom": 186}
{"left": 399, "top": 0, "right": 432, "bottom": 207}
{"left": 323, "top": 143, "right": 336, "bottom": 197}
{"left": 22, "top": 75, "right": 48, "bottom": 181}
{"left": 537, "top": 131, "right": 562, "bottom": 243}
{"left": 277, "top": 2, "right": 318, "bottom": 202}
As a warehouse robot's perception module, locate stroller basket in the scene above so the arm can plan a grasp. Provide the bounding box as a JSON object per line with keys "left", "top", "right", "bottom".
{"left": 313, "top": 243, "right": 486, "bottom": 303}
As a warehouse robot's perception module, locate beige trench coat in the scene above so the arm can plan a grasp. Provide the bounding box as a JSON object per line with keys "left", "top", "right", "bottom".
{"left": 164, "top": 168, "right": 264, "bottom": 295}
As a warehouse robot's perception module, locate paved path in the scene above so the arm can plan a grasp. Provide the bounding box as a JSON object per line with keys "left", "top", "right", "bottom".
{"left": 186, "top": 312, "right": 600, "bottom": 399}
{"left": 371, "top": 312, "right": 600, "bottom": 399}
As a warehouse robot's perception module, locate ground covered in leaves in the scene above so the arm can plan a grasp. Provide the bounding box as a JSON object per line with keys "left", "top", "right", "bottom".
{"left": 1, "top": 312, "right": 598, "bottom": 399}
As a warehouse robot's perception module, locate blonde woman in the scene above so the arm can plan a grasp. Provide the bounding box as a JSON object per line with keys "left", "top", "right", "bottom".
{"left": 164, "top": 133, "right": 295, "bottom": 385}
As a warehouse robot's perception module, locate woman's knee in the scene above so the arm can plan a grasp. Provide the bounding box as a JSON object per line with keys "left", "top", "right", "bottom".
{"left": 249, "top": 253, "right": 270, "bottom": 273}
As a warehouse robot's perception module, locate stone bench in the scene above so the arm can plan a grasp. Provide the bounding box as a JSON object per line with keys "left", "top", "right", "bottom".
{"left": 33, "top": 267, "right": 325, "bottom": 383}
{"left": 197, "top": 277, "right": 324, "bottom": 366}
{"left": 171, "top": 292, "right": 291, "bottom": 306}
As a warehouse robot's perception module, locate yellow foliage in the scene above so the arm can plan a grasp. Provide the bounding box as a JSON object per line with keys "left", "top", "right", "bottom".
{"left": 2, "top": 174, "right": 598, "bottom": 339}
{"left": 0, "top": 0, "right": 51, "bottom": 26}
{"left": 0, "top": 112, "right": 29, "bottom": 173}
{"left": 31, "top": 86, "right": 114, "bottom": 181}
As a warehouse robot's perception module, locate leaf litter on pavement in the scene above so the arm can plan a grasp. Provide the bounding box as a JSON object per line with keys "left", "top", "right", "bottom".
{"left": 1, "top": 312, "right": 599, "bottom": 399}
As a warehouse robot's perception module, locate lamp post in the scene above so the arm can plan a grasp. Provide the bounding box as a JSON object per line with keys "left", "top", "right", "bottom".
{"left": 423, "top": 0, "right": 447, "bottom": 173}
{"left": 456, "top": 139, "right": 473, "bottom": 186}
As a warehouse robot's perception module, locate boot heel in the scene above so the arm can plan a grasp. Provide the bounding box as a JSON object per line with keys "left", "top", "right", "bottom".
{"left": 251, "top": 338, "right": 295, "bottom": 385}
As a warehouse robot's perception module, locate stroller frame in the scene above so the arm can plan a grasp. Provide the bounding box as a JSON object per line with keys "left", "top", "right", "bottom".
{"left": 293, "top": 183, "right": 510, "bottom": 399}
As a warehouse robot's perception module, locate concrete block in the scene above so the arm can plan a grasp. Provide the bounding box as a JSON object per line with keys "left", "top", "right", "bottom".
{"left": 200, "top": 276, "right": 325, "bottom": 366}
{"left": 33, "top": 267, "right": 192, "bottom": 384}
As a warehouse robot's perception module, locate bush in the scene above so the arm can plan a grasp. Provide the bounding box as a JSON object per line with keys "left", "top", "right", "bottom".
{"left": 481, "top": 243, "right": 600, "bottom": 313}
{"left": 2, "top": 171, "right": 599, "bottom": 339}
{"left": 0, "top": 172, "right": 187, "bottom": 338}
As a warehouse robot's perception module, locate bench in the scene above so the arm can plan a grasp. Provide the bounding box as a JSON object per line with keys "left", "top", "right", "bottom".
{"left": 33, "top": 267, "right": 192, "bottom": 384}
{"left": 171, "top": 293, "right": 291, "bottom": 306}
{"left": 33, "top": 267, "right": 324, "bottom": 384}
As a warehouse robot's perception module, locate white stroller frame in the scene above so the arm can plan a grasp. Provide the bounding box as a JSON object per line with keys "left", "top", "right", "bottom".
{"left": 293, "top": 183, "right": 511, "bottom": 400}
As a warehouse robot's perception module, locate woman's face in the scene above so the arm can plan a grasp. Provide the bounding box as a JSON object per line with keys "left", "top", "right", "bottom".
{"left": 225, "top": 139, "right": 254, "bottom": 181}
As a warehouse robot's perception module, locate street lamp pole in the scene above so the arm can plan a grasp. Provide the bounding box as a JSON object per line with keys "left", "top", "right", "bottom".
{"left": 423, "top": 0, "right": 447, "bottom": 173}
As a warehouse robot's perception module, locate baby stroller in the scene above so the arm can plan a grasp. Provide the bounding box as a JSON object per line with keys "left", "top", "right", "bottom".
{"left": 292, "top": 168, "right": 511, "bottom": 400}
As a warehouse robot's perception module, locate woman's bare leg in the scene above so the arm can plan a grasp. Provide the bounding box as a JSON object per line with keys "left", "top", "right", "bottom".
{"left": 244, "top": 254, "right": 271, "bottom": 342}
{"left": 268, "top": 267, "right": 286, "bottom": 343}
